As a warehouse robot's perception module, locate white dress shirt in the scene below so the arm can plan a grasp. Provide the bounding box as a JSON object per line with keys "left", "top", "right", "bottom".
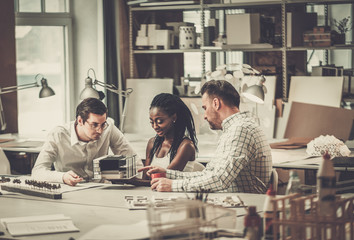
{"left": 32, "top": 118, "right": 142, "bottom": 183}
{"left": 167, "top": 111, "right": 272, "bottom": 193}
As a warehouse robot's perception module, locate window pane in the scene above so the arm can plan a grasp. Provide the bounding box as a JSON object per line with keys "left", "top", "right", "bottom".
{"left": 19, "top": 0, "right": 41, "bottom": 12}
{"left": 45, "top": 0, "right": 68, "bottom": 13}
{"left": 16, "top": 26, "right": 66, "bottom": 136}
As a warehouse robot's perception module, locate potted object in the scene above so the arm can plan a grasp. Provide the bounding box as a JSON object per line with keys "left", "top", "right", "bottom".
{"left": 333, "top": 16, "right": 352, "bottom": 44}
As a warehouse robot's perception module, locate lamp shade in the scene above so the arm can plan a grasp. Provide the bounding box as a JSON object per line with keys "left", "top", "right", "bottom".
{"left": 242, "top": 85, "right": 265, "bottom": 104}
{"left": 80, "top": 77, "right": 100, "bottom": 100}
{"left": 242, "top": 75, "right": 266, "bottom": 104}
{"left": 39, "top": 78, "right": 55, "bottom": 98}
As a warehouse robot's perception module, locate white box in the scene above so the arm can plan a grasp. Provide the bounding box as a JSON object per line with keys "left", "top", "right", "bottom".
{"left": 226, "top": 13, "right": 260, "bottom": 45}
{"left": 138, "top": 24, "right": 148, "bottom": 37}
{"left": 147, "top": 24, "right": 160, "bottom": 33}
{"left": 135, "top": 36, "right": 149, "bottom": 46}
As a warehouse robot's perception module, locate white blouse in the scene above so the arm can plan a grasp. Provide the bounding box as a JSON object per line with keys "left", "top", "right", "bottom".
{"left": 151, "top": 153, "right": 194, "bottom": 172}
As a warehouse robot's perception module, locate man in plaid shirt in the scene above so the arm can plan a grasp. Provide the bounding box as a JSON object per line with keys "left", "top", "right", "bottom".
{"left": 140, "top": 80, "right": 272, "bottom": 193}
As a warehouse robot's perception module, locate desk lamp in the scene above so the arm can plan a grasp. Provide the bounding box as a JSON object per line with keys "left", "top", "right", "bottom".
{"left": 79, "top": 68, "right": 133, "bottom": 131}
{"left": 242, "top": 75, "right": 266, "bottom": 104}
{"left": 242, "top": 75, "right": 267, "bottom": 125}
{"left": 0, "top": 74, "right": 55, "bottom": 132}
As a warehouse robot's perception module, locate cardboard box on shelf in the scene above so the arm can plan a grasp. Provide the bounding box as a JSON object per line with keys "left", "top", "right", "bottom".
{"left": 226, "top": 13, "right": 260, "bottom": 45}
{"left": 303, "top": 31, "right": 332, "bottom": 47}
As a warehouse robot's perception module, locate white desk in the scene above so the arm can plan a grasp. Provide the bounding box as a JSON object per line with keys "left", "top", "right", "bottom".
{"left": 0, "top": 134, "right": 44, "bottom": 174}
{"left": 0, "top": 184, "right": 266, "bottom": 239}
{"left": 0, "top": 133, "right": 44, "bottom": 153}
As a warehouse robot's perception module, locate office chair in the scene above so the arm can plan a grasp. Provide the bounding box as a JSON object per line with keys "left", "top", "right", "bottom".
{"left": 193, "top": 161, "right": 205, "bottom": 172}
{"left": 270, "top": 168, "right": 279, "bottom": 193}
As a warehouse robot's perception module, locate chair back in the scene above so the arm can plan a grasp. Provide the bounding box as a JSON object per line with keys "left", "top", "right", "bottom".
{"left": 270, "top": 168, "right": 279, "bottom": 193}
{"left": 193, "top": 161, "right": 205, "bottom": 172}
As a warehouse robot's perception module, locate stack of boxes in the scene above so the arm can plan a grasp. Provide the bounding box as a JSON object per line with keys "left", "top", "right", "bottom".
{"left": 303, "top": 26, "right": 334, "bottom": 47}
{"left": 303, "top": 26, "right": 344, "bottom": 47}
{"left": 135, "top": 24, "right": 174, "bottom": 50}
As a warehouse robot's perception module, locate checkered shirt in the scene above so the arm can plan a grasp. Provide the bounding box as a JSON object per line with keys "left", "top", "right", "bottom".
{"left": 167, "top": 111, "right": 272, "bottom": 193}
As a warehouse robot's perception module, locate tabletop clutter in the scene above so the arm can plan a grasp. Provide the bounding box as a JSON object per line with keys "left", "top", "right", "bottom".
{"left": 260, "top": 151, "right": 354, "bottom": 240}
{"left": 1, "top": 149, "right": 354, "bottom": 239}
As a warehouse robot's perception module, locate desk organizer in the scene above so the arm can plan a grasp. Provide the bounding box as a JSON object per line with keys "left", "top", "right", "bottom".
{"left": 271, "top": 194, "right": 354, "bottom": 240}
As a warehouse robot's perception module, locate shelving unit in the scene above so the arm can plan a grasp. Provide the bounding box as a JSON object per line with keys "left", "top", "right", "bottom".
{"left": 128, "top": 0, "right": 353, "bottom": 101}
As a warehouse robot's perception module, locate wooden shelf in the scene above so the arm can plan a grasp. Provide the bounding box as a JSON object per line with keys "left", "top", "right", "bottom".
{"left": 133, "top": 45, "right": 283, "bottom": 54}
{"left": 287, "top": 45, "right": 354, "bottom": 51}
{"left": 131, "top": 4, "right": 201, "bottom": 11}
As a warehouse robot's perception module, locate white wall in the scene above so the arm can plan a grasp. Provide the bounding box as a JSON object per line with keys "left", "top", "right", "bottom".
{"left": 71, "top": 0, "right": 104, "bottom": 118}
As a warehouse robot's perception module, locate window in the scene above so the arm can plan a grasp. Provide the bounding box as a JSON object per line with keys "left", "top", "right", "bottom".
{"left": 15, "top": 0, "right": 72, "bottom": 136}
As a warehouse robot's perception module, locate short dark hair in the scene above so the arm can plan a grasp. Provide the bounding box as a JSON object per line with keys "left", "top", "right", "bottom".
{"left": 200, "top": 80, "right": 240, "bottom": 108}
{"left": 76, "top": 98, "right": 107, "bottom": 123}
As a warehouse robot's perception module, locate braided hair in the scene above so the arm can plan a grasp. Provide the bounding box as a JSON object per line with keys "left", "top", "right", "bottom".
{"left": 149, "top": 93, "right": 198, "bottom": 163}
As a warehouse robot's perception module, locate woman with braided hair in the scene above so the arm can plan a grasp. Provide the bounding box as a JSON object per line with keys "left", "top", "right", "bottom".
{"left": 144, "top": 93, "right": 198, "bottom": 176}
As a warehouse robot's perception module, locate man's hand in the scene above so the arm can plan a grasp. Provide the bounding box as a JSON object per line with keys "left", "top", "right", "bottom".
{"left": 63, "top": 170, "right": 83, "bottom": 186}
{"left": 138, "top": 166, "right": 166, "bottom": 177}
{"left": 150, "top": 178, "right": 172, "bottom": 192}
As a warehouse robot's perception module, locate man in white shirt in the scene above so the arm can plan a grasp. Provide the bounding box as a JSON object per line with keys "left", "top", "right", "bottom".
{"left": 32, "top": 98, "right": 142, "bottom": 186}
{"left": 140, "top": 80, "right": 272, "bottom": 193}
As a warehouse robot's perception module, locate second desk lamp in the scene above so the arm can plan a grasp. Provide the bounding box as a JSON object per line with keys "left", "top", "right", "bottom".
{"left": 79, "top": 68, "right": 133, "bottom": 131}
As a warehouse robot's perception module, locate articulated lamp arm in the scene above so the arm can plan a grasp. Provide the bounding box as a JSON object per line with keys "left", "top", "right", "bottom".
{"left": 0, "top": 82, "right": 39, "bottom": 95}
{"left": 0, "top": 74, "right": 55, "bottom": 132}
{"left": 81, "top": 68, "right": 133, "bottom": 132}
{"left": 92, "top": 79, "right": 133, "bottom": 132}
{"left": 92, "top": 79, "right": 133, "bottom": 98}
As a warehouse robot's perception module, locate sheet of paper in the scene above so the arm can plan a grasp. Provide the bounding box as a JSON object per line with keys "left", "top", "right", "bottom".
{"left": 271, "top": 149, "right": 309, "bottom": 164}
{"left": 78, "top": 220, "right": 150, "bottom": 240}
{"left": 286, "top": 157, "right": 323, "bottom": 166}
{"left": 270, "top": 137, "right": 312, "bottom": 149}
{"left": 1, "top": 214, "right": 68, "bottom": 225}
{"left": 6, "top": 220, "right": 79, "bottom": 237}
{"left": 1, "top": 214, "right": 79, "bottom": 237}
{"left": 59, "top": 182, "right": 106, "bottom": 193}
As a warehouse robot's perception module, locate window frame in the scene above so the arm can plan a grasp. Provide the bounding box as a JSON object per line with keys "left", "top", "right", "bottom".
{"left": 15, "top": 1, "right": 74, "bottom": 125}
